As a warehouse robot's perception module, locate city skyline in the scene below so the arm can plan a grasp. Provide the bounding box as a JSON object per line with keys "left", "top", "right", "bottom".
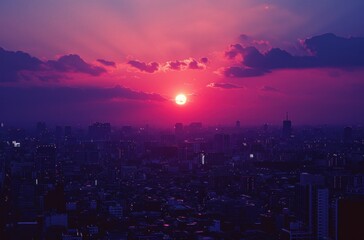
{"left": 1, "top": 1, "right": 364, "bottom": 126}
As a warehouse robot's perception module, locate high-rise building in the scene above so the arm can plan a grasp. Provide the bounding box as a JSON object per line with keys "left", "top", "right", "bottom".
{"left": 64, "top": 126, "right": 72, "bottom": 138}
{"left": 330, "top": 196, "right": 364, "bottom": 240}
{"left": 294, "top": 173, "right": 329, "bottom": 240}
{"left": 343, "top": 126, "right": 352, "bottom": 142}
{"left": 35, "top": 145, "right": 57, "bottom": 182}
{"left": 214, "top": 133, "right": 231, "bottom": 153}
{"left": 283, "top": 113, "right": 292, "bottom": 138}
{"left": 316, "top": 188, "right": 329, "bottom": 239}
{"left": 88, "top": 122, "right": 111, "bottom": 141}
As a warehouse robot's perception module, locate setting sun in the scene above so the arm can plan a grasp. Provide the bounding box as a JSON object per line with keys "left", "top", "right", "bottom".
{"left": 175, "top": 94, "right": 187, "bottom": 105}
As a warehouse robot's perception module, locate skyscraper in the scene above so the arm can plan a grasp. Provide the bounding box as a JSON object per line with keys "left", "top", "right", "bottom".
{"left": 283, "top": 113, "right": 292, "bottom": 138}
{"left": 35, "top": 144, "right": 57, "bottom": 183}
{"left": 295, "top": 173, "right": 329, "bottom": 240}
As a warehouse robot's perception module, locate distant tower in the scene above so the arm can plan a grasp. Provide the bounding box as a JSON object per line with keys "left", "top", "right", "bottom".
{"left": 282, "top": 112, "right": 292, "bottom": 137}
{"left": 236, "top": 120, "right": 241, "bottom": 128}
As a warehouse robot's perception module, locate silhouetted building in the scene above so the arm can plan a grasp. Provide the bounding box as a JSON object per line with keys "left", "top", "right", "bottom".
{"left": 88, "top": 122, "right": 111, "bottom": 141}
{"left": 295, "top": 173, "right": 328, "bottom": 240}
{"left": 64, "top": 126, "right": 72, "bottom": 138}
{"left": 331, "top": 196, "right": 364, "bottom": 240}
{"left": 36, "top": 122, "right": 46, "bottom": 136}
{"left": 55, "top": 126, "right": 62, "bottom": 141}
{"left": 343, "top": 126, "right": 352, "bottom": 142}
{"left": 283, "top": 113, "right": 292, "bottom": 138}
{"left": 35, "top": 145, "right": 56, "bottom": 182}
{"left": 214, "top": 133, "right": 230, "bottom": 153}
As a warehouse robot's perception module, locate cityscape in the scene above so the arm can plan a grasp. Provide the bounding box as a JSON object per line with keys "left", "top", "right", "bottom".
{"left": 1, "top": 0, "right": 364, "bottom": 239}
{"left": 0, "top": 119, "right": 363, "bottom": 239}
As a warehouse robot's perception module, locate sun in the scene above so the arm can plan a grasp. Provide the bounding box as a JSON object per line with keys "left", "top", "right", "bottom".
{"left": 175, "top": 94, "right": 187, "bottom": 105}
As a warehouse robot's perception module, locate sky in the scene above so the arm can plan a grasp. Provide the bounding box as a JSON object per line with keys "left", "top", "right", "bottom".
{"left": 1, "top": 0, "right": 364, "bottom": 127}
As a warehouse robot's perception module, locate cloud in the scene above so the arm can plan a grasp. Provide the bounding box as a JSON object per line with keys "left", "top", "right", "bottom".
{"left": 224, "top": 33, "right": 364, "bottom": 78}
{"left": 200, "top": 57, "right": 209, "bottom": 64}
{"left": 129, "top": 57, "right": 208, "bottom": 72}
{"left": 207, "top": 82, "right": 243, "bottom": 89}
{"left": 97, "top": 59, "right": 116, "bottom": 67}
{"left": 167, "top": 58, "right": 207, "bottom": 71}
{"left": 0, "top": 48, "right": 108, "bottom": 82}
{"left": 0, "top": 47, "right": 42, "bottom": 82}
{"left": 304, "top": 33, "right": 364, "bottom": 67}
{"left": 188, "top": 59, "right": 204, "bottom": 69}
{"left": 47, "top": 54, "right": 106, "bottom": 76}
{"left": 168, "top": 60, "right": 187, "bottom": 70}
{"left": 128, "top": 60, "right": 159, "bottom": 73}
{"left": 238, "top": 34, "right": 271, "bottom": 52}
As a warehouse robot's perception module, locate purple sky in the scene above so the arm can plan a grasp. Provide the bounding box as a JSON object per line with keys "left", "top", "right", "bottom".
{"left": 1, "top": 0, "right": 364, "bottom": 126}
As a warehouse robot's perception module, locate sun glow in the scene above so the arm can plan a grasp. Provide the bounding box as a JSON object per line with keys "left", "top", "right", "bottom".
{"left": 175, "top": 94, "right": 187, "bottom": 105}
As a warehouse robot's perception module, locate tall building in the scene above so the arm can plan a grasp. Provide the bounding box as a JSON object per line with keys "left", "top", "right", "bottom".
{"left": 343, "top": 126, "right": 352, "bottom": 142}
{"left": 88, "top": 122, "right": 111, "bottom": 141}
{"left": 214, "top": 133, "right": 231, "bottom": 153}
{"left": 283, "top": 113, "right": 292, "bottom": 138}
{"left": 35, "top": 145, "right": 57, "bottom": 183}
{"left": 330, "top": 196, "right": 364, "bottom": 240}
{"left": 295, "top": 173, "right": 329, "bottom": 240}
{"left": 64, "top": 126, "right": 72, "bottom": 139}
{"left": 316, "top": 188, "right": 329, "bottom": 239}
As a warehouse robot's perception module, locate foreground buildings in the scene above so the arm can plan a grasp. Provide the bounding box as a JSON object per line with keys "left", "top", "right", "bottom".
{"left": 0, "top": 121, "right": 363, "bottom": 239}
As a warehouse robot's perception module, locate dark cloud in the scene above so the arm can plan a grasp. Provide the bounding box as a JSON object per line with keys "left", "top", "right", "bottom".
{"left": 223, "top": 66, "right": 269, "bottom": 78}
{"left": 0, "top": 48, "right": 108, "bottom": 82}
{"left": 188, "top": 59, "right": 204, "bottom": 70}
{"left": 207, "top": 82, "right": 243, "bottom": 89}
{"left": 239, "top": 34, "right": 250, "bottom": 41}
{"left": 128, "top": 60, "right": 159, "bottom": 73}
{"left": 97, "top": 59, "right": 116, "bottom": 67}
{"left": 225, "top": 44, "right": 244, "bottom": 59}
{"left": 261, "top": 86, "right": 279, "bottom": 92}
{"left": 0, "top": 47, "right": 42, "bottom": 82}
{"left": 200, "top": 57, "right": 209, "bottom": 64}
{"left": 304, "top": 33, "right": 364, "bottom": 67}
{"left": 168, "top": 60, "right": 187, "bottom": 70}
{"left": 47, "top": 54, "right": 106, "bottom": 76}
{"left": 131, "top": 58, "right": 208, "bottom": 72}
{"left": 224, "top": 33, "right": 364, "bottom": 78}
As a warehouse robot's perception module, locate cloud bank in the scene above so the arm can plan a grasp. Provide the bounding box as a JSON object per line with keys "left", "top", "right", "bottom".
{"left": 224, "top": 33, "right": 364, "bottom": 77}
{"left": 0, "top": 48, "right": 107, "bottom": 82}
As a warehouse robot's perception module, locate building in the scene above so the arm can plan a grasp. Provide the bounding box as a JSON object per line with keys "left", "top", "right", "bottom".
{"left": 283, "top": 113, "right": 292, "bottom": 138}
{"left": 294, "top": 173, "right": 329, "bottom": 240}
{"left": 331, "top": 196, "right": 364, "bottom": 240}
{"left": 88, "top": 122, "right": 111, "bottom": 141}
{"left": 35, "top": 144, "right": 57, "bottom": 182}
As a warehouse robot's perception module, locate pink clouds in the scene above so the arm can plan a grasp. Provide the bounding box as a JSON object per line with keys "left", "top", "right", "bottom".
{"left": 128, "top": 58, "right": 208, "bottom": 73}
{"left": 127, "top": 60, "right": 159, "bottom": 73}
